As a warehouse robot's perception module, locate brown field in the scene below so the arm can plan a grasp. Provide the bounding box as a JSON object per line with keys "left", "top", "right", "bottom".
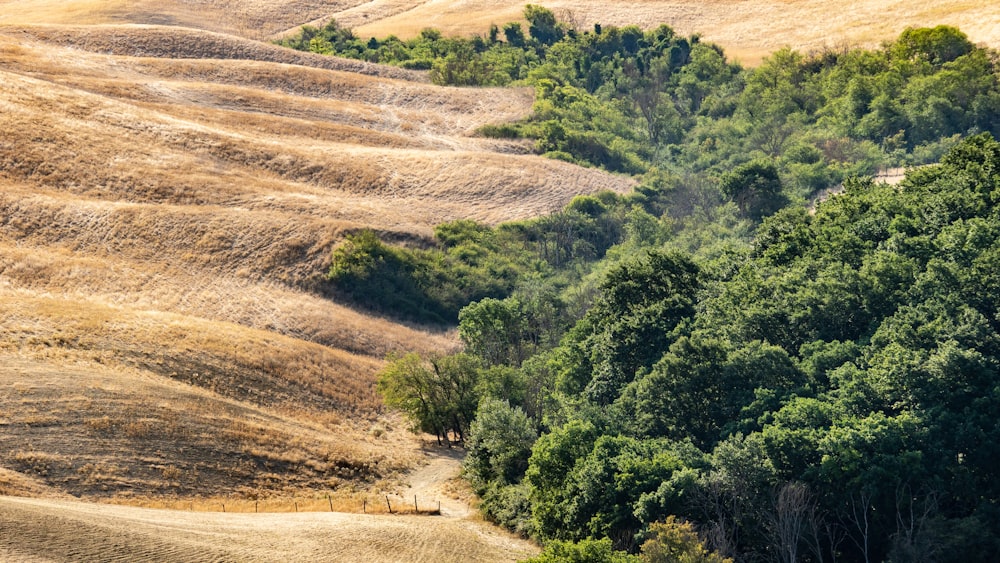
{"left": 0, "top": 0, "right": 994, "bottom": 560}
{"left": 0, "top": 494, "right": 538, "bottom": 562}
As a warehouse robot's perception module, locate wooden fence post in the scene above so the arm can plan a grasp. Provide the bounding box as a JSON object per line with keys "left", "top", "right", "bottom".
{"left": 385, "top": 495, "right": 392, "bottom": 514}
{"left": 414, "top": 495, "right": 418, "bottom": 513}
{"left": 328, "top": 495, "right": 333, "bottom": 512}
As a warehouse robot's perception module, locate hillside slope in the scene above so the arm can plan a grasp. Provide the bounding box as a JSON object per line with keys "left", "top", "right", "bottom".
{"left": 0, "top": 20, "right": 631, "bottom": 503}
{"left": 341, "top": 0, "right": 1000, "bottom": 65}
{"left": 2, "top": 0, "right": 994, "bottom": 559}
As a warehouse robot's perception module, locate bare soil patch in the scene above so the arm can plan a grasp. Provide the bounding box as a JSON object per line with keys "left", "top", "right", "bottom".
{"left": 393, "top": 443, "right": 476, "bottom": 518}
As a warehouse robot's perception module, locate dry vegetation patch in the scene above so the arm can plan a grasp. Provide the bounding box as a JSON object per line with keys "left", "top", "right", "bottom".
{"left": 3, "top": 0, "right": 983, "bottom": 509}
{"left": 0, "top": 1, "right": 993, "bottom": 560}
{"left": 0, "top": 353, "right": 419, "bottom": 497}
{"left": 10, "top": 23, "right": 425, "bottom": 79}
{"left": 4, "top": 0, "right": 998, "bottom": 66}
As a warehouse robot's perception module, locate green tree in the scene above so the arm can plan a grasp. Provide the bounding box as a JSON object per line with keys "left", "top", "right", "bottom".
{"left": 891, "top": 26, "right": 974, "bottom": 67}
{"left": 464, "top": 398, "right": 536, "bottom": 488}
{"left": 583, "top": 250, "right": 700, "bottom": 403}
{"left": 524, "top": 539, "right": 640, "bottom": 563}
{"left": 460, "top": 297, "right": 527, "bottom": 366}
{"left": 527, "top": 419, "right": 601, "bottom": 538}
{"left": 376, "top": 353, "right": 481, "bottom": 444}
{"left": 377, "top": 353, "right": 443, "bottom": 441}
{"left": 625, "top": 334, "right": 730, "bottom": 445}
{"left": 718, "top": 160, "right": 787, "bottom": 220}
{"left": 524, "top": 5, "right": 564, "bottom": 47}
{"left": 503, "top": 22, "right": 526, "bottom": 47}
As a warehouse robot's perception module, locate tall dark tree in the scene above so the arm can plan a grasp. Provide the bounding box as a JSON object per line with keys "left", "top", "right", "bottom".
{"left": 719, "top": 160, "right": 787, "bottom": 220}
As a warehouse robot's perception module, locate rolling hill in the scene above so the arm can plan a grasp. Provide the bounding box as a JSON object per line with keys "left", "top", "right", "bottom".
{"left": 1, "top": 1, "right": 997, "bottom": 560}
{"left": 339, "top": 0, "right": 1000, "bottom": 65}
{"left": 0, "top": 18, "right": 631, "bottom": 503}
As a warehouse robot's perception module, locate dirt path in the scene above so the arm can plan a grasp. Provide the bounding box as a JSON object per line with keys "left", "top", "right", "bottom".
{"left": 396, "top": 444, "right": 474, "bottom": 518}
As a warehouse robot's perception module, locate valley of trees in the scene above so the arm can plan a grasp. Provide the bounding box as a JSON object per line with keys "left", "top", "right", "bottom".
{"left": 289, "top": 9, "right": 1000, "bottom": 562}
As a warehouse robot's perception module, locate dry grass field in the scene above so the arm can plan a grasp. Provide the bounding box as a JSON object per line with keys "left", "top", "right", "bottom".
{"left": 0, "top": 495, "right": 538, "bottom": 562}
{"left": 339, "top": 0, "right": 1000, "bottom": 65}
{"left": 0, "top": 5, "right": 627, "bottom": 557}
{"left": 0, "top": 0, "right": 995, "bottom": 560}
{"left": 0, "top": 14, "right": 590, "bottom": 558}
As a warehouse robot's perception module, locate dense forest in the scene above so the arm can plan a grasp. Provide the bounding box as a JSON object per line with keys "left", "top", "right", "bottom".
{"left": 285, "top": 9, "right": 1000, "bottom": 562}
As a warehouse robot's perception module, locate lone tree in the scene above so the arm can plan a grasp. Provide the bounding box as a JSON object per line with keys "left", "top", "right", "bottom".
{"left": 377, "top": 352, "right": 481, "bottom": 445}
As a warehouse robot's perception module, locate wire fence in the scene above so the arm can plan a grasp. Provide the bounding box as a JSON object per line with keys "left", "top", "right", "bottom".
{"left": 120, "top": 494, "right": 442, "bottom": 515}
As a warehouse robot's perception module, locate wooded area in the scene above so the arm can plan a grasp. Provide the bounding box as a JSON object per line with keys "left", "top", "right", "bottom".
{"left": 303, "top": 9, "right": 1000, "bottom": 561}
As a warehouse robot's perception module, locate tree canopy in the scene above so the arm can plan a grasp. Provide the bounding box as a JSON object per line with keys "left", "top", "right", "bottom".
{"left": 295, "top": 13, "right": 1000, "bottom": 561}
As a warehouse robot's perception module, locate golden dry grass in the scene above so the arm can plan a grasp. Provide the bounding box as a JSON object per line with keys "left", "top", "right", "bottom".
{"left": 0, "top": 1, "right": 987, "bottom": 558}
{"left": 0, "top": 0, "right": 355, "bottom": 40}
{"left": 0, "top": 0, "right": 987, "bottom": 509}
{"left": 0, "top": 495, "right": 539, "bottom": 562}
{"left": 4, "top": 0, "right": 997, "bottom": 65}
{"left": 0, "top": 351, "right": 420, "bottom": 496}
{"left": 0, "top": 17, "right": 631, "bottom": 507}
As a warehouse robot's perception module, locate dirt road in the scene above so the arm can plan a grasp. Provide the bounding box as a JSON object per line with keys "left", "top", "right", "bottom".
{"left": 396, "top": 445, "right": 475, "bottom": 518}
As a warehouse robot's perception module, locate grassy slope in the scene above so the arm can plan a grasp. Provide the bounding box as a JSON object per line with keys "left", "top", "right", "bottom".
{"left": 0, "top": 17, "right": 632, "bottom": 504}
{"left": 0, "top": 496, "right": 538, "bottom": 562}
{"left": 339, "top": 0, "right": 1000, "bottom": 66}
{"left": 0, "top": 0, "right": 991, "bottom": 509}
